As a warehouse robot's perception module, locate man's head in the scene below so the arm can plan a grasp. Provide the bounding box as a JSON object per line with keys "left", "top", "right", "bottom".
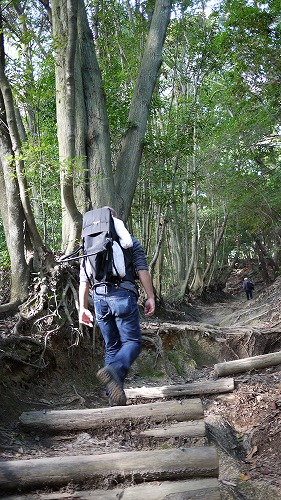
{"left": 102, "top": 206, "right": 117, "bottom": 217}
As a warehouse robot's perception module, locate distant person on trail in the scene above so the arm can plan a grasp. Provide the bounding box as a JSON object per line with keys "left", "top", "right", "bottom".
{"left": 243, "top": 277, "right": 254, "bottom": 300}
{"left": 78, "top": 207, "right": 155, "bottom": 407}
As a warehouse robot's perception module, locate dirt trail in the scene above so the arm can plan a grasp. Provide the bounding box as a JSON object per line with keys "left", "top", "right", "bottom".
{"left": 1, "top": 277, "right": 281, "bottom": 499}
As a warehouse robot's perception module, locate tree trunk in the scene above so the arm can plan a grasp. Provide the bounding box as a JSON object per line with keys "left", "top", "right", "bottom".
{"left": 115, "top": 0, "right": 172, "bottom": 220}
{"left": 203, "top": 209, "right": 228, "bottom": 283}
{"left": 77, "top": 0, "right": 116, "bottom": 209}
{"left": 125, "top": 378, "right": 234, "bottom": 399}
{"left": 20, "top": 399, "right": 203, "bottom": 431}
{"left": 255, "top": 237, "right": 279, "bottom": 280}
{"left": 52, "top": 0, "right": 171, "bottom": 252}
{"left": 0, "top": 447, "right": 219, "bottom": 492}
{"left": 52, "top": 0, "right": 83, "bottom": 254}
{"left": 0, "top": 23, "right": 29, "bottom": 304}
{"left": 0, "top": 127, "right": 30, "bottom": 304}
{"left": 16, "top": 479, "right": 220, "bottom": 499}
{"left": 214, "top": 351, "right": 281, "bottom": 377}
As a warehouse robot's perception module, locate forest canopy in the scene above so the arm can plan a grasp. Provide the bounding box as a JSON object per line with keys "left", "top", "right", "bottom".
{"left": 0, "top": 0, "right": 280, "bottom": 306}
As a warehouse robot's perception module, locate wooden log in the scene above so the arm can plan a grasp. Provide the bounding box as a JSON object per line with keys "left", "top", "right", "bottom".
{"left": 125, "top": 378, "right": 234, "bottom": 399}
{"left": 214, "top": 350, "right": 281, "bottom": 377}
{"left": 2, "top": 478, "right": 221, "bottom": 499}
{"left": 19, "top": 399, "right": 203, "bottom": 432}
{"left": 135, "top": 420, "right": 206, "bottom": 438}
{"left": 0, "top": 447, "right": 219, "bottom": 491}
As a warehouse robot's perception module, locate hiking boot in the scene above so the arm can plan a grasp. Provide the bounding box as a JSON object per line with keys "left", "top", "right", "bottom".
{"left": 97, "top": 366, "right": 127, "bottom": 406}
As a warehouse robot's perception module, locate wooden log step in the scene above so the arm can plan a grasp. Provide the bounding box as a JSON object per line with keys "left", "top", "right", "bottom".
{"left": 3, "top": 478, "right": 221, "bottom": 499}
{"left": 0, "top": 447, "right": 219, "bottom": 492}
{"left": 134, "top": 420, "right": 206, "bottom": 439}
{"left": 19, "top": 399, "right": 204, "bottom": 432}
{"left": 214, "top": 351, "right": 281, "bottom": 377}
{"left": 125, "top": 378, "right": 234, "bottom": 399}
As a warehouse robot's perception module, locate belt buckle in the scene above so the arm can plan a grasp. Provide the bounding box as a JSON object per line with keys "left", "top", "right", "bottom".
{"left": 95, "top": 284, "right": 107, "bottom": 295}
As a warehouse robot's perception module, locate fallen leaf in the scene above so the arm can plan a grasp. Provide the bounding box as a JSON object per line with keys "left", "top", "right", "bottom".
{"left": 240, "top": 473, "right": 249, "bottom": 481}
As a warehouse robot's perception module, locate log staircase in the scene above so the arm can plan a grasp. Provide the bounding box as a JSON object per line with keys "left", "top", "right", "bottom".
{"left": 0, "top": 378, "right": 234, "bottom": 499}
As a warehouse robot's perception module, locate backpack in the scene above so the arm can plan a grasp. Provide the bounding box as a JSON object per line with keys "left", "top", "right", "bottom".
{"left": 61, "top": 207, "right": 134, "bottom": 285}
{"left": 246, "top": 281, "right": 254, "bottom": 291}
{"left": 82, "top": 207, "right": 123, "bottom": 282}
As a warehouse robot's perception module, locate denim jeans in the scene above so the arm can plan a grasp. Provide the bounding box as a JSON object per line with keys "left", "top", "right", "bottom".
{"left": 93, "top": 287, "right": 142, "bottom": 386}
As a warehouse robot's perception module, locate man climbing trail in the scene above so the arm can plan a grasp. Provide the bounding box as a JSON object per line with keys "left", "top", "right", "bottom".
{"left": 243, "top": 277, "right": 254, "bottom": 300}
{"left": 78, "top": 207, "right": 155, "bottom": 407}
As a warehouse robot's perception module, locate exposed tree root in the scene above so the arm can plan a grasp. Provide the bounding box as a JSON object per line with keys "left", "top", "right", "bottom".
{"left": 0, "top": 264, "right": 83, "bottom": 378}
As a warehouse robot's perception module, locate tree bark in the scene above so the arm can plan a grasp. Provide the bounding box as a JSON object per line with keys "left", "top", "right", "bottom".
{"left": 9, "top": 478, "right": 220, "bottom": 499}
{"left": 52, "top": 0, "right": 84, "bottom": 254}
{"left": 77, "top": 0, "right": 116, "bottom": 210}
{"left": 0, "top": 13, "right": 48, "bottom": 303}
{"left": 203, "top": 209, "right": 228, "bottom": 283}
{"left": 135, "top": 420, "right": 206, "bottom": 438}
{"left": 19, "top": 398, "right": 204, "bottom": 431}
{"left": 0, "top": 127, "right": 30, "bottom": 303}
{"left": 125, "top": 378, "right": 234, "bottom": 399}
{"left": 0, "top": 447, "right": 219, "bottom": 491}
{"left": 115, "top": 0, "right": 172, "bottom": 219}
{"left": 214, "top": 351, "right": 281, "bottom": 377}
{"left": 0, "top": 28, "right": 44, "bottom": 253}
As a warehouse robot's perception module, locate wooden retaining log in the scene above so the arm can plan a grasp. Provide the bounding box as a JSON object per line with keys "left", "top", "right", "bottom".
{"left": 134, "top": 420, "right": 206, "bottom": 438}
{"left": 0, "top": 447, "right": 219, "bottom": 491}
{"left": 125, "top": 378, "right": 234, "bottom": 399}
{"left": 19, "top": 399, "right": 204, "bottom": 432}
{"left": 214, "top": 351, "right": 281, "bottom": 377}
{"left": 2, "top": 478, "right": 221, "bottom": 499}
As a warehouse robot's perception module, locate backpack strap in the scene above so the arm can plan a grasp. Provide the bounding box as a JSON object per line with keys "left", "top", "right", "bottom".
{"left": 59, "top": 244, "right": 83, "bottom": 262}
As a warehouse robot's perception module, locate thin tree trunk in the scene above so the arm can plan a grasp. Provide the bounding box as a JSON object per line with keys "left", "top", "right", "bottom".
{"left": 255, "top": 238, "right": 271, "bottom": 284}
{"left": 203, "top": 209, "right": 228, "bottom": 283}
{"left": 0, "top": 123, "right": 30, "bottom": 304}
{"left": 0, "top": 34, "right": 44, "bottom": 254}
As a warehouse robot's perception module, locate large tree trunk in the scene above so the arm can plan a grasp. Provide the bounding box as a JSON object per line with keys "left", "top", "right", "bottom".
{"left": 52, "top": 0, "right": 83, "bottom": 254}
{"left": 52, "top": 0, "right": 172, "bottom": 251}
{"left": 77, "top": 0, "right": 116, "bottom": 211}
{"left": 115, "top": 0, "right": 172, "bottom": 220}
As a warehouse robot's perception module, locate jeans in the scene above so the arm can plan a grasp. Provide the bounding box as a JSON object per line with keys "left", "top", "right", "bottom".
{"left": 93, "top": 287, "right": 142, "bottom": 386}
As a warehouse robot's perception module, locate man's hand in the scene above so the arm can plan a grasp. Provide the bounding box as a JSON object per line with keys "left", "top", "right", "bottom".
{"left": 79, "top": 308, "right": 94, "bottom": 327}
{"left": 144, "top": 297, "right": 155, "bottom": 317}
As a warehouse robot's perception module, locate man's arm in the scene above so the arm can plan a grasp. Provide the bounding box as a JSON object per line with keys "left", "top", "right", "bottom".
{"left": 138, "top": 269, "right": 155, "bottom": 317}
{"left": 79, "top": 281, "right": 94, "bottom": 327}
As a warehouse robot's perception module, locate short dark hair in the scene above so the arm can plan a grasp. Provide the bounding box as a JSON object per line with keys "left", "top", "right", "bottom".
{"left": 102, "top": 206, "right": 117, "bottom": 217}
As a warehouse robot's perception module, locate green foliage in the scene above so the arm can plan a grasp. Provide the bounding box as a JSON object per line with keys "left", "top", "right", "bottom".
{"left": 1, "top": 0, "right": 280, "bottom": 296}
{"left": 88, "top": 0, "right": 149, "bottom": 158}
{"left": 0, "top": 219, "right": 10, "bottom": 270}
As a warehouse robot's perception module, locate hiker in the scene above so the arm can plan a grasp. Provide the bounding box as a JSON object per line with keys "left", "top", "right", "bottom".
{"left": 78, "top": 207, "right": 155, "bottom": 407}
{"left": 243, "top": 277, "right": 254, "bottom": 300}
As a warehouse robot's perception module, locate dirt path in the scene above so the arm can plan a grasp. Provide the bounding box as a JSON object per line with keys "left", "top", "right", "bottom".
{"left": 1, "top": 280, "right": 281, "bottom": 499}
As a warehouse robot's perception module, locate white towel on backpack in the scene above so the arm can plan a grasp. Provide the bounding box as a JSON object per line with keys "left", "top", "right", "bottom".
{"left": 113, "top": 217, "right": 133, "bottom": 249}
{"left": 112, "top": 241, "right": 126, "bottom": 277}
